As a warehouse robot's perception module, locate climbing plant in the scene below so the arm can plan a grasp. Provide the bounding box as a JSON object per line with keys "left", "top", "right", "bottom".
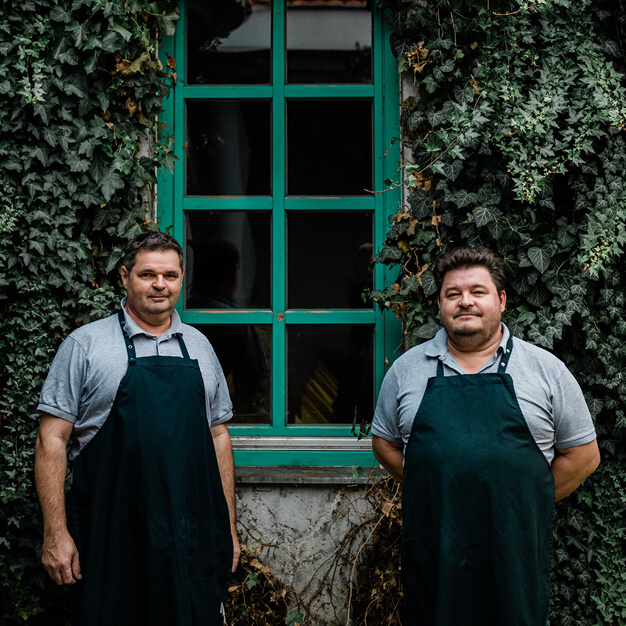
{"left": 372, "top": 0, "right": 626, "bottom": 622}
{"left": 0, "top": 0, "right": 176, "bottom": 622}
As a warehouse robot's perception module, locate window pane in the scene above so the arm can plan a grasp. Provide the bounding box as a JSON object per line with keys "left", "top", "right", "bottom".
{"left": 287, "top": 211, "right": 373, "bottom": 309}
{"left": 186, "top": 211, "right": 271, "bottom": 309}
{"left": 194, "top": 324, "right": 271, "bottom": 424}
{"left": 186, "top": 0, "right": 272, "bottom": 85}
{"left": 286, "top": 0, "right": 372, "bottom": 84}
{"left": 186, "top": 100, "right": 271, "bottom": 196}
{"left": 287, "top": 100, "right": 372, "bottom": 195}
{"left": 287, "top": 325, "right": 374, "bottom": 425}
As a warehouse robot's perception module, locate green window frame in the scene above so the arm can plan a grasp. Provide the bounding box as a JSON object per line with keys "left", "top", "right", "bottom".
{"left": 158, "top": 0, "right": 401, "bottom": 466}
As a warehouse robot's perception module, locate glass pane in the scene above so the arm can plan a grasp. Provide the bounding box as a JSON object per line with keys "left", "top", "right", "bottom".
{"left": 186, "top": 211, "right": 271, "bottom": 309}
{"left": 287, "top": 211, "right": 373, "bottom": 309}
{"left": 286, "top": 0, "right": 372, "bottom": 84}
{"left": 186, "top": 0, "right": 272, "bottom": 85}
{"left": 194, "top": 324, "right": 271, "bottom": 424}
{"left": 287, "top": 100, "right": 372, "bottom": 195}
{"left": 187, "top": 100, "right": 271, "bottom": 196}
{"left": 287, "top": 325, "right": 374, "bottom": 424}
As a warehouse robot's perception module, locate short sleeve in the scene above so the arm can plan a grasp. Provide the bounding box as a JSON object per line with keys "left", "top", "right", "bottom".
{"left": 37, "top": 336, "right": 87, "bottom": 423}
{"left": 371, "top": 366, "right": 403, "bottom": 443}
{"left": 206, "top": 349, "right": 233, "bottom": 427}
{"left": 552, "top": 367, "right": 596, "bottom": 449}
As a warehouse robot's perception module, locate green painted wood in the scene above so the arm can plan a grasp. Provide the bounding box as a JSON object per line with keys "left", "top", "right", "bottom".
{"left": 182, "top": 310, "right": 274, "bottom": 324}
{"left": 381, "top": 8, "right": 404, "bottom": 373}
{"left": 183, "top": 85, "right": 273, "bottom": 99}
{"left": 284, "top": 310, "right": 375, "bottom": 324}
{"left": 173, "top": 0, "right": 187, "bottom": 316}
{"left": 182, "top": 197, "right": 273, "bottom": 210}
{"left": 372, "top": 2, "right": 387, "bottom": 398}
{"left": 229, "top": 425, "right": 360, "bottom": 436}
{"left": 284, "top": 85, "right": 374, "bottom": 98}
{"left": 234, "top": 449, "right": 377, "bottom": 467}
{"left": 284, "top": 197, "right": 375, "bottom": 210}
{"left": 156, "top": 34, "right": 176, "bottom": 234}
{"left": 272, "top": 0, "right": 287, "bottom": 429}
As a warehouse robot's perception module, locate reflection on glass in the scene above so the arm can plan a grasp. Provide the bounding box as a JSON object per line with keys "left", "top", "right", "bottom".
{"left": 287, "top": 211, "right": 373, "bottom": 309}
{"left": 195, "top": 324, "right": 271, "bottom": 424}
{"left": 187, "top": 100, "right": 271, "bottom": 196}
{"left": 287, "top": 325, "right": 373, "bottom": 424}
{"left": 186, "top": 0, "right": 272, "bottom": 85}
{"left": 286, "top": 0, "right": 372, "bottom": 84}
{"left": 287, "top": 100, "right": 372, "bottom": 195}
{"left": 186, "top": 211, "right": 271, "bottom": 309}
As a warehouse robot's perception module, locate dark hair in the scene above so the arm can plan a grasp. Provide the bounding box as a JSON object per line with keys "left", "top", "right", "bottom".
{"left": 433, "top": 247, "right": 505, "bottom": 295}
{"left": 122, "top": 231, "right": 185, "bottom": 272}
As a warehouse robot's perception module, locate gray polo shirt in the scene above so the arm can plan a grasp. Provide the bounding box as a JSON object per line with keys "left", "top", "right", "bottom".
{"left": 372, "top": 324, "right": 596, "bottom": 463}
{"left": 38, "top": 300, "right": 233, "bottom": 460}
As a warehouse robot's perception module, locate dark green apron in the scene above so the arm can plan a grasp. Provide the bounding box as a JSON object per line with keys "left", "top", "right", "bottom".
{"left": 70, "top": 311, "right": 233, "bottom": 626}
{"left": 401, "top": 337, "right": 554, "bottom": 626}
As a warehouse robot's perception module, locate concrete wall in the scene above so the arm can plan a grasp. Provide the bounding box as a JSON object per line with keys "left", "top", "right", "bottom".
{"left": 235, "top": 467, "right": 382, "bottom": 625}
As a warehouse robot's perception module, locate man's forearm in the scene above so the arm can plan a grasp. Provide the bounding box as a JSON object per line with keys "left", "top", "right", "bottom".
{"left": 35, "top": 428, "right": 70, "bottom": 535}
{"left": 372, "top": 435, "right": 405, "bottom": 483}
{"left": 551, "top": 440, "right": 601, "bottom": 502}
{"left": 212, "top": 427, "right": 237, "bottom": 529}
{"left": 212, "top": 423, "right": 241, "bottom": 572}
{"left": 35, "top": 415, "right": 82, "bottom": 585}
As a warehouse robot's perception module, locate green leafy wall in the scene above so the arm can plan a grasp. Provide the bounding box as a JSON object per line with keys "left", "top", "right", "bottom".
{"left": 0, "top": 0, "right": 176, "bottom": 621}
{"left": 375, "top": 0, "right": 626, "bottom": 623}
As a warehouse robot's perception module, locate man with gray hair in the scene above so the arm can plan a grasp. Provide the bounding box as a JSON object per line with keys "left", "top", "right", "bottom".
{"left": 35, "top": 231, "right": 239, "bottom": 626}
{"left": 372, "top": 246, "right": 600, "bottom": 625}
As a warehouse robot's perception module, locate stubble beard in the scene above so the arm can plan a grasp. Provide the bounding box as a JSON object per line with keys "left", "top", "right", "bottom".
{"left": 443, "top": 312, "right": 502, "bottom": 350}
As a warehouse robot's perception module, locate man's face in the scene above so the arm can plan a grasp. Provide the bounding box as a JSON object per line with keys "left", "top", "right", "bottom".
{"left": 438, "top": 266, "right": 506, "bottom": 348}
{"left": 121, "top": 249, "right": 183, "bottom": 322}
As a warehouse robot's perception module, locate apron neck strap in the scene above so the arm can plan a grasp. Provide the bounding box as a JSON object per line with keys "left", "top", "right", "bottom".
{"left": 176, "top": 334, "right": 191, "bottom": 360}
{"left": 498, "top": 335, "right": 514, "bottom": 373}
{"left": 437, "top": 335, "right": 514, "bottom": 377}
{"left": 118, "top": 309, "right": 137, "bottom": 363}
{"left": 436, "top": 358, "right": 445, "bottom": 377}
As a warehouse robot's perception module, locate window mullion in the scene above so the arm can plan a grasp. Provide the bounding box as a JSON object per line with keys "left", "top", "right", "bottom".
{"left": 271, "top": 0, "right": 287, "bottom": 430}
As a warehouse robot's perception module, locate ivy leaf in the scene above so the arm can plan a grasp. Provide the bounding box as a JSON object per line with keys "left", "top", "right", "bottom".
{"left": 99, "top": 170, "right": 125, "bottom": 201}
{"left": 285, "top": 610, "right": 305, "bottom": 626}
{"left": 443, "top": 160, "right": 463, "bottom": 181}
{"left": 452, "top": 189, "right": 476, "bottom": 209}
{"left": 527, "top": 246, "right": 552, "bottom": 273}
{"left": 526, "top": 283, "right": 550, "bottom": 307}
{"left": 421, "top": 271, "right": 437, "bottom": 297}
{"left": 157, "top": 10, "right": 180, "bottom": 37}
{"left": 376, "top": 247, "right": 403, "bottom": 264}
{"left": 109, "top": 22, "right": 133, "bottom": 42}
{"left": 472, "top": 205, "right": 498, "bottom": 228}
{"left": 245, "top": 572, "right": 260, "bottom": 590}
{"left": 414, "top": 320, "right": 440, "bottom": 340}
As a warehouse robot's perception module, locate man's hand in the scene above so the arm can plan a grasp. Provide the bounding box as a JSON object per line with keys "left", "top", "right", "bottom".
{"left": 211, "top": 423, "right": 241, "bottom": 572}
{"left": 551, "top": 439, "right": 600, "bottom": 501}
{"left": 372, "top": 435, "right": 405, "bottom": 483}
{"left": 42, "top": 529, "right": 82, "bottom": 585}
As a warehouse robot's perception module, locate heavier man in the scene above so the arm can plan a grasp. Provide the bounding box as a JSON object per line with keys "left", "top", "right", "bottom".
{"left": 372, "top": 247, "right": 600, "bottom": 626}
{"left": 35, "top": 232, "right": 240, "bottom": 625}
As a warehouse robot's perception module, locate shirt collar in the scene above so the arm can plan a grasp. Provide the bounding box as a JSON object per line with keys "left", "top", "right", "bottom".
{"left": 424, "top": 322, "right": 510, "bottom": 358}
{"left": 120, "top": 297, "right": 184, "bottom": 340}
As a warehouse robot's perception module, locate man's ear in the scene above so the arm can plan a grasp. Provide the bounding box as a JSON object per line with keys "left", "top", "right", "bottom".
{"left": 121, "top": 266, "right": 129, "bottom": 290}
